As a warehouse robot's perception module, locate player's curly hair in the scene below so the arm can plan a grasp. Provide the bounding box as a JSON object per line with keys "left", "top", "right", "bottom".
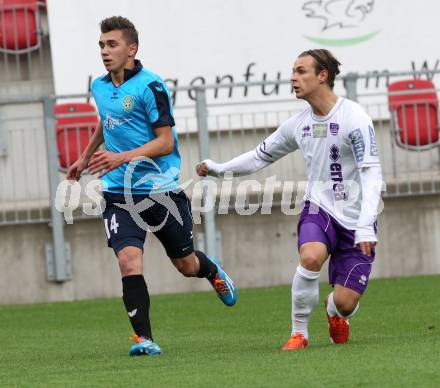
{"left": 299, "top": 49, "right": 341, "bottom": 89}
{"left": 100, "top": 16, "right": 138, "bottom": 45}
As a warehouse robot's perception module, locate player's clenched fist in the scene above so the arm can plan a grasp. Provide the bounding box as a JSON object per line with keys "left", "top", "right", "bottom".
{"left": 196, "top": 159, "right": 221, "bottom": 177}
{"left": 196, "top": 161, "right": 208, "bottom": 176}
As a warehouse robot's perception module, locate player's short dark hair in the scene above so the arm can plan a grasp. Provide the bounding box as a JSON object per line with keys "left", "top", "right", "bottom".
{"left": 100, "top": 16, "right": 138, "bottom": 45}
{"left": 299, "top": 49, "right": 341, "bottom": 89}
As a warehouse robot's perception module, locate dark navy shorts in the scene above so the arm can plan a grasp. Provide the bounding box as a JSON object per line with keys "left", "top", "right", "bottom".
{"left": 102, "top": 191, "right": 194, "bottom": 258}
{"left": 297, "top": 201, "right": 376, "bottom": 294}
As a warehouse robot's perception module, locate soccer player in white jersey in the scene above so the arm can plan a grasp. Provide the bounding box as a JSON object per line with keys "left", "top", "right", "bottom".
{"left": 196, "top": 49, "right": 383, "bottom": 349}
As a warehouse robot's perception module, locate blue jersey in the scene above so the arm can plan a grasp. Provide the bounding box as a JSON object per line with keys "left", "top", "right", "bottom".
{"left": 92, "top": 60, "right": 181, "bottom": 194}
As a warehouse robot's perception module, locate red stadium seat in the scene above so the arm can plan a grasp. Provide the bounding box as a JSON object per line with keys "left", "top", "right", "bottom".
{"left": 388, "top": 79, "right": 439, "bottom": 150}
{"left": 0, "top": 0, "right": 40, "bottom": 52}
{"left": 54, "top": 103, "right": 98, "bottom": 170}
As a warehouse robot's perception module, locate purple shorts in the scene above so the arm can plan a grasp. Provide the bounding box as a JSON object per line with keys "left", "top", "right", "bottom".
{"left": 297, "top": 201, "right": 376, "bottom": 294}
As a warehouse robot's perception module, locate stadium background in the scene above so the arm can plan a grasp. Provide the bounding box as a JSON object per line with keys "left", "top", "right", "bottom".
{"left": 0, "top": 0, "right": 439, "bottom": 305}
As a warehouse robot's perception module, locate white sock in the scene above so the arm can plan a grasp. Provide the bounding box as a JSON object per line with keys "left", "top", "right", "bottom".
{"left": 326, "top": 291, "right": 360, "bottom": 318}
{"left": 346, "top": 302, "right": 360, "bottom": 319}
{"left": 326, "top": 292, "right": 339, "bottom": 317}
{"left": 291, "top": 264, "right": 320, "bottom": 339}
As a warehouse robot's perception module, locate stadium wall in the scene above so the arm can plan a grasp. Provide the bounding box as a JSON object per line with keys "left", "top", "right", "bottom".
{"left": 1, "top": 103, "right": 439, "bottom": 304}
{"left": 1, "top": 194, "right": 439, "bottom": 304}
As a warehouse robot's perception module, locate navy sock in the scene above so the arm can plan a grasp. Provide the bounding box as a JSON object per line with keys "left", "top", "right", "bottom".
{"left": 122, "top": 275, "right": 152, "bottom": 341}
{"left": 195, "top": 250, "right": 217, "bottom": 280}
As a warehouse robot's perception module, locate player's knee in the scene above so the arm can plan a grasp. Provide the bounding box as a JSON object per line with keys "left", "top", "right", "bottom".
{"left": 334, "top": 299, "right": 357, "bottom": 317}
{"left": 117, "top": 248, "right": 142, "bottom": 275}
{"left": 333, "top": 287, "right": 361, "bottom": 317}
{"left": 118, "top": 259, "right": 137, "bottom": 275}
{"left": 300, "top": 253, "right": 323, "bottom": 272}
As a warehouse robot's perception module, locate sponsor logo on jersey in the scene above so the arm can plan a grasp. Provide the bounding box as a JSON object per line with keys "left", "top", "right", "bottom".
{"left": 313, "top": 124, "right": 327, "bottom": 138}
{"left": 302, "top": 125, "right": 311, "bottom": 137}
{"left": 329, "top": 144, "right": 340, "bottom": 162}
{"left": 349, "top": 128, "right": 365, "bottom": 163}
{"left": 369, "top": 125, "right": 378, "bottom": 156}
{"left": 103, "top": 114, "right": 133, "bottom": 130}
{"left": 258, "top": 141, "right": 273, "bottom": 160}
{"left": 329, "top": 145, "right": 346, "bottom": 201}
{"left": 122, "top": 95, "right": 134, "bottom": 112}
{"left": 330, "top": 123, "right": 339, "bottom": 135}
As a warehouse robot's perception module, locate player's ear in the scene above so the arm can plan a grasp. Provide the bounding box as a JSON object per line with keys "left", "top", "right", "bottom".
{"left": 128, "top": 42, "right": 138, "bottom": 58}
{"left": 319, "top": 69, "right": 329, "bottom": 85}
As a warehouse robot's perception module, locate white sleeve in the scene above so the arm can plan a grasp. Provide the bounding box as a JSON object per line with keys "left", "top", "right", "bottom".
{"left": 203, "top": 118, "right": 299, "bottom": 177}
{"left": 348, "top": 115, "right": 381, "bottom": 169}
{"left": 354, "top": 165, "right": 383, "bottom": 244}
{"left": 203, "top": 150, "right": 270, "bottom": 177}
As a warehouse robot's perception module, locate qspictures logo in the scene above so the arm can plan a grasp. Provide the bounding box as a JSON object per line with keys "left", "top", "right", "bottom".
{"left": 301, "top": 0, "right": 381, "bottom": 46}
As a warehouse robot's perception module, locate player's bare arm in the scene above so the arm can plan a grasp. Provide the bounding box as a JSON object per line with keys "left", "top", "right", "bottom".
{"left": 66, "top": 119, "right": 104, "bottom": 180}
{"left": 88, "top": 125, "right": 174, "bottom": 177}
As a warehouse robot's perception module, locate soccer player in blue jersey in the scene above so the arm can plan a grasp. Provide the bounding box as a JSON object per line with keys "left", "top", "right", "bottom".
{"left": 66, "top": 16, "right": 237, "bottom": 357}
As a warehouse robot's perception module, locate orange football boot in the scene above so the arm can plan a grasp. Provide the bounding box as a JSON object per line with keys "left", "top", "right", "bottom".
{"left": 282, "top": 332, "right": 308, "bottom": 350}
{"left": 325, "top": 295, "right": 350, "bottom": 344}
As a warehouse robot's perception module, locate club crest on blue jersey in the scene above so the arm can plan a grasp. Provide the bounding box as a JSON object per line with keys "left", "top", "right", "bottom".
{"left": 122, "top": 95, "right": 134, "bottom": 112}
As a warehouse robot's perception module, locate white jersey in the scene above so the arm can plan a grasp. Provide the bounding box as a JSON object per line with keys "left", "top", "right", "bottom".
{"left": 255, "top": 97, "right": 381, "bottom": 230}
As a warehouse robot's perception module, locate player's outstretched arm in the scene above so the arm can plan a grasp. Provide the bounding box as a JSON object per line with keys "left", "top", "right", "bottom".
{"left": 196, "top": 149, "right": 271, "bottom": 178}
{"left": 196, "top": 120, "right": 298, "bottom": 178}
{"left": 66, "top": 119, "right": 104, "bottom": 181}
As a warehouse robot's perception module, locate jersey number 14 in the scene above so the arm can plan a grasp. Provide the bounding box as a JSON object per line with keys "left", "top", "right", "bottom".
{"left": 104, "top": 214, "right": 119, "bottom": 238}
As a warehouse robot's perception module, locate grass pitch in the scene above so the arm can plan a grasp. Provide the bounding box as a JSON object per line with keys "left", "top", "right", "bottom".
{"left": 1, "top": 275, "right": 439, "bottom": 387}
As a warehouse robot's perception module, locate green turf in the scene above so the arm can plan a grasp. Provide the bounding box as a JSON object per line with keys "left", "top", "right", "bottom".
{"left": 1, "top": 275, "right": 439, "bottom": 387}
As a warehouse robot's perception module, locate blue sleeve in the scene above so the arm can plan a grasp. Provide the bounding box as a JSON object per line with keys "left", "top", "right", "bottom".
{"left": 143, "top": 81, "right": 175, "bottom": 129}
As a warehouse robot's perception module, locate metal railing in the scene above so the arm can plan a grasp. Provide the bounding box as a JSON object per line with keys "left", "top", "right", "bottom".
{"left": 0, "top": 69, "right": 439, "bottom": 280}
{"left": 0, "top": 1, "right": 51, "bottom": 83}
{"left": 0, "top": 98, "right": 49, "bottom": 225}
